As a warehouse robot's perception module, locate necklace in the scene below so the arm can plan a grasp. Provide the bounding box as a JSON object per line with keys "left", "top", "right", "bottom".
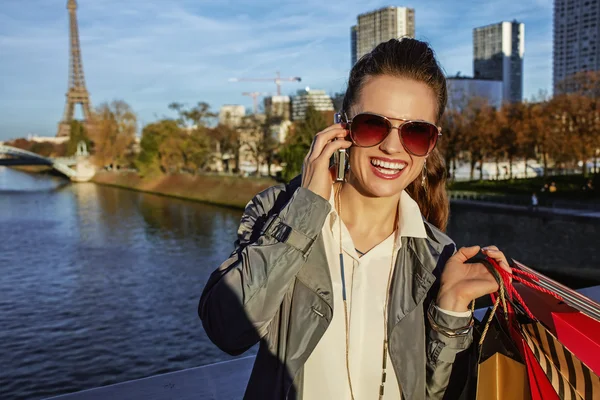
{"left": 335, "top": 184, "right": 398, "bottom": 400}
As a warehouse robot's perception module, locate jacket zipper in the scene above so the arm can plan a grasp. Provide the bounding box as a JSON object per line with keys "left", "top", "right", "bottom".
{"left": 311, "top": 306, "right": 324, "bottom": 318}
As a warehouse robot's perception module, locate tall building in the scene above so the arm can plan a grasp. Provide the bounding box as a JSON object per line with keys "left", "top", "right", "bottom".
{"left": 351, "top": 6, "right": 415, "bottom": 66}
{"left": 447, "top": 76, "right": 504, "bottom": 110}
{"left": 351, "top": 26, "right": 358, "bottom": 66}
{"left": 291, "top": 89, "right": 334, "bottom": 121}
{"left": 218, "top": 105, "right": 246, "bottom": 127}
{"left": 473, "top": 21, "right": 525, "bottom": 103}
{"left": 264, "top": 96, "right": 291, "bottom": 120}
{"left": 553, "top": 0, "right": 600, "bottom": 93}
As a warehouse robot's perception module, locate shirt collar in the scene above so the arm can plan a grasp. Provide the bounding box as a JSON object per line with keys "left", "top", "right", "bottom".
{"left": 327, "top": 186, "right": 428, "bottom": 248}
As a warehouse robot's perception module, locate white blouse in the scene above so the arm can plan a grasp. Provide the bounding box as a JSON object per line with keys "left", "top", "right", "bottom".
{"left": 303, "top": 189, "right": 468, "bottom": 399}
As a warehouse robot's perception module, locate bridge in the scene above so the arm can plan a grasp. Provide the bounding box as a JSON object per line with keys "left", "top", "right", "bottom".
{"left": 0, "top": 142, "right": 95, "bottom": 181}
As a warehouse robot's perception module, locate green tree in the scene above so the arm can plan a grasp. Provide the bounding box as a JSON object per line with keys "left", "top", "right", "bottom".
{"left": 136, "top": 119, "right": 179, "bottom": 176}
{"left": 66, "top": 120, "right": 91, "bottom": 156}
{"left": 279, "top": 105, "right": 328, "bottom": 182}
{"left": 168, "top": 102, "right": 216, "bottom": 129}
{"left": 136, "top": 118, "right": 212, "bottom": 176}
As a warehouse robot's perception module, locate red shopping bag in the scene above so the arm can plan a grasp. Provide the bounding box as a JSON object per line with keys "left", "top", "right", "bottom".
{"left": 520, "top": 320, "right": 600, "bottom": 400}
{"left": 515, "top": 282, "right": 600, "bottom": 376}
{"left": 507, "top": 315, "right": 559, "bottom": 400}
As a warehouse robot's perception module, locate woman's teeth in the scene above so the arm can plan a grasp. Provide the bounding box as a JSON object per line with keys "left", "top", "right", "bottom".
{"left": 371, "top": 159, "right": 406, "bottom": 173}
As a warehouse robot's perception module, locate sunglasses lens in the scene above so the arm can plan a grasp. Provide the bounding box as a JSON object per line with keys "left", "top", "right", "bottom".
{"left": 350, "top": 114, "right": 390, "bottom": 147}
{"left": 401, "top": 122, "right": 438, "bottom": 156}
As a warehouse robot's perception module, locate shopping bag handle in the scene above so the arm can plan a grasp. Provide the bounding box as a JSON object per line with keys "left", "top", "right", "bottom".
{"left": 466, "top": 251, "right": 511, "bottom": 345}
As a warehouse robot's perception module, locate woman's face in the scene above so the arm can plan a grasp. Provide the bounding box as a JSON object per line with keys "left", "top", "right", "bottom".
{"left": 347, "top": 75, "right": 438, "bottom": 198}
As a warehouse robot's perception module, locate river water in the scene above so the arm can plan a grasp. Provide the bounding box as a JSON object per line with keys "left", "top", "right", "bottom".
{"left": 0, "top": 168, "right": 247, "bottom": 399}
{"left": 1, "top": 167, "right": 599, "bottom": 399}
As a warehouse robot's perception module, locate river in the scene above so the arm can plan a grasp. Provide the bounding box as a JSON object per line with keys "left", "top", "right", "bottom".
{"left": 0, "top": 168, "right": 247, "bottom": 400}
{"left": 1, "top": 167, "right": 599, "bottom": 400}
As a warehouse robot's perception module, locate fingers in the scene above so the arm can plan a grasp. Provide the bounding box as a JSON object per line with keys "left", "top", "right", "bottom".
{"left": 318, "top": 138, "right": 352, "bottom": 163}
{"left": 317, "top": 123, "right": 347, "bottom": 136}
{"left": 482, "top": 247, "right": 512, "bottom": 283}
{"left": 453, "top": 245, "right": 481, "bottom": 262}
{"left": 307, "top": 126, "right": 349, "bottom": 162}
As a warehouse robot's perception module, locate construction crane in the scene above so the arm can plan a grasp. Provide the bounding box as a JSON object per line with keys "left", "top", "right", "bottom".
{"left": 242, "top": 92, "right": 270, "bottom": 114}
{"left": 229, "top": 71, "right": 301, "bottom": 96}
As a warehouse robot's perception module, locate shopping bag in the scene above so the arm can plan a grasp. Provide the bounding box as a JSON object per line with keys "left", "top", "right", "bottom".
{"left": 520, "top": 320, "right": 600, "bottom": 400}
{"left": 443, "top": 250, "right": 533, "bottom": 400}
{"left": 475, "top": 308, "right": 531, "bottom": 399}
{"left": 514, "top": 278, "right": 600, "bottom": 376}
{"left": 508, "top": 315, "right": 560, "bottom": 400}
{"left": 442, "top": 307, "right": 532, "bottom": 400}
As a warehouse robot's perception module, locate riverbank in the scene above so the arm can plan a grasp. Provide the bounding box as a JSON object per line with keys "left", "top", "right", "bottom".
{"left": 92, "top": 171, "right": 277, "bottom": 209}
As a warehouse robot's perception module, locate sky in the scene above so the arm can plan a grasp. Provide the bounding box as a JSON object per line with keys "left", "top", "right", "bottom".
{"left": 0, "top": 0, "right": 554, "bottom": 140}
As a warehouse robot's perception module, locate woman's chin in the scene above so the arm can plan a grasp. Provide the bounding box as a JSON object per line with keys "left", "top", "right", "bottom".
{"left": 356, "top": 180, "right": 406, "bottom": 198}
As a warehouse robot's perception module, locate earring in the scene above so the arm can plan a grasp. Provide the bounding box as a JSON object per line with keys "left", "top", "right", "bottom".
{"left": 422, "top": 159, "right": 427, "bottom": 192}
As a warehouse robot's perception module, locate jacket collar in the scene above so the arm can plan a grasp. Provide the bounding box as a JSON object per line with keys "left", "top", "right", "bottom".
{"left": 297, "top": 221, "right": 452, "bottom": 315}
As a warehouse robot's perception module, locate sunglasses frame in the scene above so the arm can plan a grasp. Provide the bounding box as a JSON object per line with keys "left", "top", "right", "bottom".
{"left": 342, "top": 112, "right": 442, "bottom": 157}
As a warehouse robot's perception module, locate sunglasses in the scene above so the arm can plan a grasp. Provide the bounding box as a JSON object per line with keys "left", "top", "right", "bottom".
{"left": 342, "top": 112, "right": 442, "bottom": 157}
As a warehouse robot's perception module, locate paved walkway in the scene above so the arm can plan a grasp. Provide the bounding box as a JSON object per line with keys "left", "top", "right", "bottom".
{"left": 451, "top": 199, "right": 600, "bottom": 219}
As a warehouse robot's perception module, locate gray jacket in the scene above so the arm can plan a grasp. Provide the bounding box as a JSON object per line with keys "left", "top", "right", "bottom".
{"left": 199, "top": 179, "right": 473, "bottom": 399}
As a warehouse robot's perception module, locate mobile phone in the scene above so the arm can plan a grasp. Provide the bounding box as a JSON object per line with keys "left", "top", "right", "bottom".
{"left": 333, "top": 112, "right": 347, "bottom": 182}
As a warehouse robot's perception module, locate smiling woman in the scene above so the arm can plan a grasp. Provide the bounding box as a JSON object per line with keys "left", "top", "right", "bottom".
{"left": 199, "top": 37, "right": 511, "bottom": 400}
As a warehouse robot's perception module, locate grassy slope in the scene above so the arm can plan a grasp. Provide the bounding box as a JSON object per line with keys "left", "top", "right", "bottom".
{"left": 92, "top": 171, "right": 278, "bottom": 209}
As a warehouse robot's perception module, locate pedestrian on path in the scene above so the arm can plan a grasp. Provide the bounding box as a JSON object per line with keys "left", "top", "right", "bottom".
{"left": 531, "top": 192, "right": 539, "bottom": 211}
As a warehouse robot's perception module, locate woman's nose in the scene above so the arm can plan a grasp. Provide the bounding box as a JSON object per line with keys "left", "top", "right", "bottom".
{"left": 379, "top": 126, "right": 405, "bottom": 155}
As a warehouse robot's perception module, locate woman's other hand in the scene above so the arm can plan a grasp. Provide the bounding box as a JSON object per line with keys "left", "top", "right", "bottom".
{"left": 436, "top": 245, "right": 511, "bottom": 312}
{"left": 301, "top": 124, "right": 352, "bottom": 200}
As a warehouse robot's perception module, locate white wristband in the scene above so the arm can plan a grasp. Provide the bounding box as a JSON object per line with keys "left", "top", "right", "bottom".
{"left": 435, "top": 305, "right": 472, "bottom": 318}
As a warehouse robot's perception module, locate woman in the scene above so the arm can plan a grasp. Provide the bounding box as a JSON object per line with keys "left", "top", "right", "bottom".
{"left": 199, "top": 38, "right": 510, "bottom": 400}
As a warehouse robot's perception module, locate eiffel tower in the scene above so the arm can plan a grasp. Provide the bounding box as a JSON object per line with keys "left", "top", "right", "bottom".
{"left": 56, "top": 0, "right": 93, "bottom": 137}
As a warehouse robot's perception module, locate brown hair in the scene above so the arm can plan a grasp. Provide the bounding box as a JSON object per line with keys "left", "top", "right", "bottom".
{"left": 342, "top": 37, "right": 450, "bottom": 231}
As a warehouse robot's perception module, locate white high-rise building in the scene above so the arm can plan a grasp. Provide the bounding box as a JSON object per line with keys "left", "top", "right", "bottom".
{"left": 473, "top": 21, "right": 525, "bottom": 103}
{"left": 218, "top": 105, "right": 246, "bottom": 127}
{"left": 351, "top": 6, "right": 415, "bottom": 66}
{"left": 291, "top": 89, "right": 334, "bottom": 121}
{"left": 553, "top": 0, "right": 600, "bottom": 93}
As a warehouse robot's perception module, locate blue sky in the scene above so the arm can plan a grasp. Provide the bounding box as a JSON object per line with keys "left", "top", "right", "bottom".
{"left": 0, "top": 0, "right": 553, "bottom": 140}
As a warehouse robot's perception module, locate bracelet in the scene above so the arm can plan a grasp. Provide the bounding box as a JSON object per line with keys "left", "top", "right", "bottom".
{"left": 427, "top": 302, "right": 474, "bottom": 338}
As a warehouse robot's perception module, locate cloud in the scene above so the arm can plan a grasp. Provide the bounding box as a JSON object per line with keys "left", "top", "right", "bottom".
{"left": 0, "top": 0, "right": 555, "bottom": 139}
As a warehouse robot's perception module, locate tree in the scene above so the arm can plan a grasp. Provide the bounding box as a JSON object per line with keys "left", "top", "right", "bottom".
{"left": 168, "top": 101, "right": 217, "bottom": 172}
{"left": 240, "top": 113, "right": 283, "bottom": 176}
{"left": 66, "top": 120, "right": 91, "bottom": 156}
{"left": 92, "top": 100, "right": 137, "bottom": 168}
{"left": 461, "top": 97, "right": 494, "bottom": 180}
{"left": 556, "top": 70, "right": 600, "bottom": 98}
{"left": 136, "top": 118, "right": 212, "bottom": 176}
{"left": 137, "top": 119, "right": 178, "bottom": 176}
{"left": 168, "top": 102, "right": 216, "bottom": 129}
{"left": 209, "top": 123, "right": 241, "bottom": 173}
{"left": 279, "top": 105, "right": 328, "bottom": 182}
{"left": 439, "top": 108, "right": 465, "bottom": 181}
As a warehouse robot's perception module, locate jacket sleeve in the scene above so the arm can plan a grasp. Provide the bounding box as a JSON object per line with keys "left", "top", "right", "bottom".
{"left": 424, "top": 240, "right": 474, "bottom": 399}
{"left": 425, "top": 306, "right": 474, "bottom": 399}
{"left": 198, "top": 186, "right": 331, "bottom": 356}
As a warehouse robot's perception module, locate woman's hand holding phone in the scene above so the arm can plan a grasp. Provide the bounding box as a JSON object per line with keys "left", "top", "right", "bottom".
{"left": 301, "top": 123, "right": 351, "bottom": 200}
